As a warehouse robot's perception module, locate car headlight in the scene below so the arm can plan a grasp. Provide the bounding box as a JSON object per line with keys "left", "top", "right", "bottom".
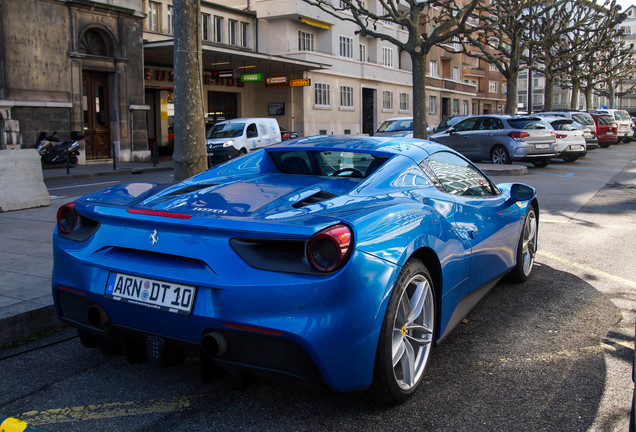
{"left": 223, "top": 140, "right": 235, "bottom": 148}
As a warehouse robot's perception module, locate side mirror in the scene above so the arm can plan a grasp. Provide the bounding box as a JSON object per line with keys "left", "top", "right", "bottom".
{"left": 447, "top": 127, "right": 456, "bottom": 134}
{"left": 509, "top": 183, "right": 534, "bottom": 202}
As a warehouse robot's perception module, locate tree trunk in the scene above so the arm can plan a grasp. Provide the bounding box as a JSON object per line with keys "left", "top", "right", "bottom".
{"left": 570, "top": 78, "right": 580, "bottom": 110}
{"left": 584, "top": 87, "right": 593, "bottom": 110}
{"left": 505, "top": 67, "right": 519, "bottom": 114}
{"left": 173, "top": 0, "right": 207, "bottom": 182}
{"left": 543, "top": 69, "right": 555, "bottom": 112}
{"left": 411, "top": 51, "right": 428, "bottom": 139}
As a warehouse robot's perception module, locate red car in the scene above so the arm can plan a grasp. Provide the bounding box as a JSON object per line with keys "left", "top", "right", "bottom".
{"left": 588, "top": 113, "right": 618, "bottom": 148}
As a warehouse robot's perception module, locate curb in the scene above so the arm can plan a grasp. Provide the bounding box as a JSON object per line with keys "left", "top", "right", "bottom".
{"left": 43, "top": 164, "right": 173, "bottom": 183}
{"left": 0, "top": 415, "right": 48, "bottom": 431}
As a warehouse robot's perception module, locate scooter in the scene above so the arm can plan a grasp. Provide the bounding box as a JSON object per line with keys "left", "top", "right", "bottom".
{"left": 36, "top": 131, "right": 84, "bottom": 168}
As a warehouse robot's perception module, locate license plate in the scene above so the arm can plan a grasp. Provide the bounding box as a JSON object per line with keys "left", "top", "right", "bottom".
{"left": 105, "top": 273, "right": 196, "bottom": 315}
{"left": 569, "top": 145, "right": 585, "bottom": 151}
{"left": 535, "top": 144, "right": 550, "bottom": 149}
{"left": 606, "top": 132, "right": 615, "bottom": 135}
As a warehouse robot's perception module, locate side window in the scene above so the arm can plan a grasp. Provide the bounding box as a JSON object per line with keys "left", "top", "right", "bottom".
{"left": 453, "top": 117, "right": 479, "bottom": 132}
{"left": 246, "top": 123, "right": 258, "bottom": 138}
{"left": 423, "top": 151, "right": 498, "bottom": 197}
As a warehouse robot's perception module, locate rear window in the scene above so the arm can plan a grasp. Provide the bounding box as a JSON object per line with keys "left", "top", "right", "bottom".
{"left": 377, "top": 119, "right": 413, "bottom": 133}
{"left": 614, "top": 110, "right": 631, "bottom": 121}
{"left": 551, "top": 121, "right": 577, "bottom": 131}
{"left": 597, "top": 115, "right": 615, "bottom": 125}
{"left": 507, "top": 118, "right": 548, "bottom": 130}
{"left": 269, "top": 150, "right": 390, "bottom": 178}
{"left": 571, "top": 113, "right": 594, "bottom": 125}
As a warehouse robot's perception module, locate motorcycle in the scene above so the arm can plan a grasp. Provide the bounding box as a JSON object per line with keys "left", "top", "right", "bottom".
{"left": 36, "top": 131, "right": 84, "bottom": 168}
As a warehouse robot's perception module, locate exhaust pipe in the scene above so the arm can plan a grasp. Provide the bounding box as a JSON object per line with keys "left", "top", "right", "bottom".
{"left": 201, "top": 332, "right": 228, "bottom": 358}
{"left": 87, "top": 304, "right": 110, "bottom": 328}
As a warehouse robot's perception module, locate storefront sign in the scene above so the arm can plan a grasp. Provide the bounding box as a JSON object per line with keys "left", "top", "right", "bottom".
{"left": 241, "top": 73, "right": 262, "bottom": 82}
{"left": 289, "top": 79, "right": 311, "bottom": 87}
{"left": 212, "top": 70, "right": 235, "bottom": 79}
{"left": 266, "top": 76, "right": 288, "bottom": 85}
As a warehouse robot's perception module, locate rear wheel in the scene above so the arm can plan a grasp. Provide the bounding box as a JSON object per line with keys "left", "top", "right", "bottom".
{"left": 490, "top": 145, "right": 510, "bottom": 164}
{"left": 599, "top": 142, "right": 611, "bottom": 148}
{"left": 508, "top": 206, "right": 538, "bottom": 283}
{"left": 561, "top": 154, "right": 580, "bottom": 163}
{"left": 68, "top": 153, "right": 78, "bottom": 168}
{"left": 368, "top": 260, "right": 435, "bottom": 405}
{"left": 532, "top": 158, "right": 550, "bottom": 168}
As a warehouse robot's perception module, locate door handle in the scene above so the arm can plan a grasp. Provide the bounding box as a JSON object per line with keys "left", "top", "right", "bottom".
{"left": 469, "top": 230, "right": 479, "bottom": 239}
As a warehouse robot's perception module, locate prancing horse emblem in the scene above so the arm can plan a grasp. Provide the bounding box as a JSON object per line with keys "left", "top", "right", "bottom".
{"left": 150, "top": 230, "right": 159, "bottom": 246}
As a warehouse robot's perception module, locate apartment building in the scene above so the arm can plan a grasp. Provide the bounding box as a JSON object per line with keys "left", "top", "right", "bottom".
{"left": 218, "top": 0, "right": 506, "bottom": 134}
{"left": 0, "top": 0, "right": 149, "bottom": 162}
{"left": 617, "top": 5, "right": 636, "bottom": 115}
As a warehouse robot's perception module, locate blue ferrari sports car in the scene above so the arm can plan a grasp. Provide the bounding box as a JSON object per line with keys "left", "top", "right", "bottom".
{"left": 52, "top": 135, "right": 538, "bottom": 404}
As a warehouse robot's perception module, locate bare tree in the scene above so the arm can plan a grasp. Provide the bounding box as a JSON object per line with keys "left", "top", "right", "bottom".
{"left": 301, "top": 0, "right": 492, "bottom": 138}
{"left": 173, "top": 0, "right": 208, "bottom": 181}
{"left": 461, "top": 0, "right": 551, "bottom": 114}
{"left": 532, "top": 0, "right": 620, "bottom": 111}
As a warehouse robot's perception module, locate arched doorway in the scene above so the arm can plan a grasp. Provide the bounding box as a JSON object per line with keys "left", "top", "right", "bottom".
{"left": 79, "top": 28, "right": 112, "bottom": 160}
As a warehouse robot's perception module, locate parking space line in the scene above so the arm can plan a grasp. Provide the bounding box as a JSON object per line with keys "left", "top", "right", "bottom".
{"left": 18, "top": 395, "right": 199, "bottom": 426}
{"left": 530, "top": 172, "right": 575, "bottom": 178}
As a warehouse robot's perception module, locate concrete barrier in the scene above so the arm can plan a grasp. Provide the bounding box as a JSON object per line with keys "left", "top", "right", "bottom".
{"left": 0, "top": 149, "right": 50, "bottom": 212}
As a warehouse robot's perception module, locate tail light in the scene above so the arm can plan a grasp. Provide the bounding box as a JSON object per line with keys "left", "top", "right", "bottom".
{"left": 307, "top": 224, "right": 353, "bottom": 272}
{"left": 509, "top": 132, "right": 530, "bottom": 141}
{"left": 57, "top": 202, "right": 77, "bottom": 234}
{"left": 555, "top": 133, "right": 567, "bottom": 139}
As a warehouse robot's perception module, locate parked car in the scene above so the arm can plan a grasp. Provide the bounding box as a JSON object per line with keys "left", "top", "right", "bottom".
{"left": 588, "top": 113, "right": 618, "bottom": 148}
{"left": 429, "top": 115, "right": 556, "bottom": 167}
{"left": 206, "top": 118, "right": 281, "bottom": 164}
{"left": 535, "top": 111, "right": 598, "bottom": 150}
{"left": 51, "top": 135, "right": 539, "bottom": 405}
{"left": 374, "top": 117, "right": 433, "bottom": 137}
{"left": 595, "top": 108, "right": 633, "bottom": 142}
{"left": 540, "top": 117, "right": 587, "bottom": 162}
{"left": 632, "top": 117, "right": 636, "bottom": 136}
{"left": 279, "top": 127, "right": 299, "bottom": 141}
{"left": 375, "top": 117, "right": 414, "bottom": 137}
{"left": 434, "top": 116, "right": 468, "bottom": 133}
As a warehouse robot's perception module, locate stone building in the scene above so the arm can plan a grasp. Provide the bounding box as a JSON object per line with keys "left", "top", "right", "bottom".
{"left": 0, "top": 0, "right": 149, "bottom": 162}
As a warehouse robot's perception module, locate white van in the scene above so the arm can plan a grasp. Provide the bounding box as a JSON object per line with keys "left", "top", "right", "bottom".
{"left": 206, "top": 118, "right": 281, "bottom": 163}
{"left": 595, "top": 108, "right": 634, "bottom": 143}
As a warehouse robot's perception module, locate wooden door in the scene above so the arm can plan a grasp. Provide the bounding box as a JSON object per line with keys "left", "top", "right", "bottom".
{"left": 82, "top": 72, "right": 111, "bottom": 159}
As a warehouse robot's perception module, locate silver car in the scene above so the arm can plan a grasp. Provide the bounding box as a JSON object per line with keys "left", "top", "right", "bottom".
{"left": 535, "top": 111, "right": 598, "bottom": 149}
{"left": 429, "top": 115, "right": 557, "bottom": 167}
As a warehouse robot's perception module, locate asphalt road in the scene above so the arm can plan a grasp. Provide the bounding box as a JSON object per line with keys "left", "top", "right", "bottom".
{"left": 2, "top": 143, "right": 635, "bottom": 431}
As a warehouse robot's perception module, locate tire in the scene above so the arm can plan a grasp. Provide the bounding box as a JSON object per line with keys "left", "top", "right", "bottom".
{"left": 68, "top": 153, "right": 78, "bottom": 168}
{"left": 490, "top": 145, "right": 510, "bottom": 164}
{"left": 368, "top": 259, "right": 436, "bottom": 405}
{"left": 561, "top": 154, "right": 580, "bottom": 163}
{"left": 239, "top": 148, "right": 247, "bottom": 156}
{"left": 532, "top": 158, "right": 550, "bottom": 168}
{"left": 508, "top": 206, "right": 538, "bottom": 283}
{"left": 599, "top": 142, "right": 611, "bottom": 148}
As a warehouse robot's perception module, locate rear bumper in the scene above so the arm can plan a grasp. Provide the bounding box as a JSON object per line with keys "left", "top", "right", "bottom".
{"left": 51, "top": 242, "right": 398, "bottom": 393}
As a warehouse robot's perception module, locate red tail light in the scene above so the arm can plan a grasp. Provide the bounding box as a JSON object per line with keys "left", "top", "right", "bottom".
{"left": 555, "top": 133, "right": 567, "bottom": 139}
{"left": 509, "top": 132, "right": 530, "bottom": 140}
{"left": 307, "top": 224, "right": 353, "bottom": 272}
{"left": 57, "top": 202, "right": 77, "bottom": 234}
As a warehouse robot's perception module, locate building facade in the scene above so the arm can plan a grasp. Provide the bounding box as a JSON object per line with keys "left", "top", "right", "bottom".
{"left": 0, "top": 0, "right": 149, "bottom": 162}
{"left": 617, "top": 4, "right": 636, "bottom": 115}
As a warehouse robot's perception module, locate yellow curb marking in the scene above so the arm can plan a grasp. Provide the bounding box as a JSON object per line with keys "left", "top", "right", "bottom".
{"left": 538, "top": 250, "right": 636, "bottom": 289}
{"left": 18, "top": 395, "right": 197, "bottom": 426}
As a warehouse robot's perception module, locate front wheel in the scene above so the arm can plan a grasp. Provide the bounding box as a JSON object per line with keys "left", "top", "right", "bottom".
{"left": 490, "top": 145, "right": 510, "bottom": 164}
{"left": 368, "top": 260, "right": 436, "bottom": 405}
{"left": 508, "top": 206, "right": 538, "bottom": 283}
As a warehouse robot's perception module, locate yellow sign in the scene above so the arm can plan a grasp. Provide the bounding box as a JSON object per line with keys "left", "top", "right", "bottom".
{"left": 290, "top": 79, "right": 311, "bottom": 87}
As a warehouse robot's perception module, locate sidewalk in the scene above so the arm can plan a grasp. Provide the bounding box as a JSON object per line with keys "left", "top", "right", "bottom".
{"left": 0, "top": 158, "right": 524, "bottom": 347}
{"left": 0, "top": 159, "right": 173, "bottom": 346}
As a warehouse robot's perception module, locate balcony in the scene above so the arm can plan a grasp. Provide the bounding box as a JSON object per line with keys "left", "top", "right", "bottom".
{"left": 463, "top": 66, "right": 485, "bottom": 77}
